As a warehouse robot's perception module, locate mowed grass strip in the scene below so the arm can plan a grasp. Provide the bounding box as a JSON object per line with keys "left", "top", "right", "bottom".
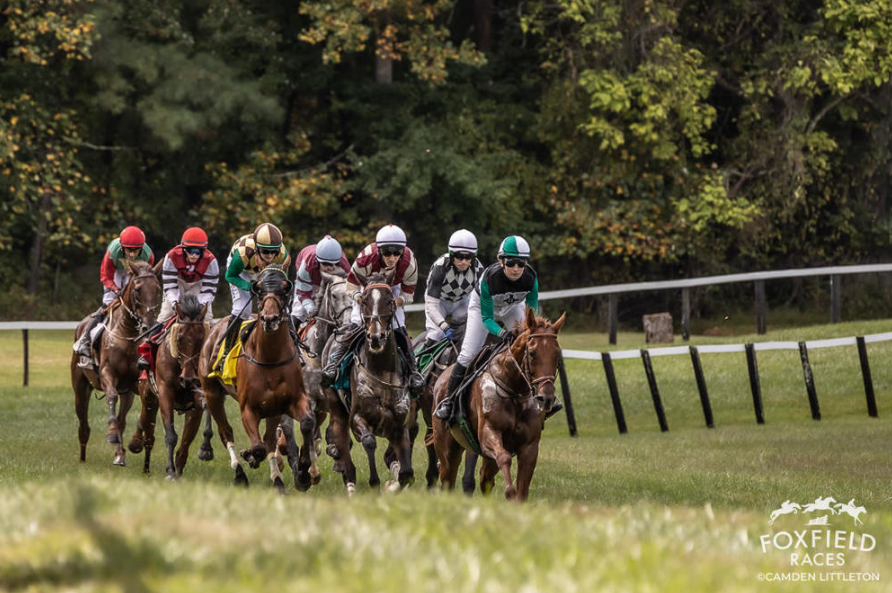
{"left": 1, "top": 325, "right": 891, "bottom": 591}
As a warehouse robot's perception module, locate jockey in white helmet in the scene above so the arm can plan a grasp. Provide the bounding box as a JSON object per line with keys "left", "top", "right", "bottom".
{"left": 291, "top": 235, "right": 351, "bottom": 324}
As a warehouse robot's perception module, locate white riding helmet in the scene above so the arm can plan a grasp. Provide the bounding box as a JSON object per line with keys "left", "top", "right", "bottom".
{"left": 447, "top": 229, "right": 478, "bottom": 255}
{"left": 315, "top": 235, "right": 343, "bottom": 264}
{"left": 375, "top": 224, "right": 407, "bottom": 247}
{"left": 497, "top": 235, "right": 531, "bottom": 259}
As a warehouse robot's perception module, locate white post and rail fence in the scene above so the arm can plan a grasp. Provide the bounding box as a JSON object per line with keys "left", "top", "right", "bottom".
{"left": 3, "top": 264, "right": 890, "bottom": 436}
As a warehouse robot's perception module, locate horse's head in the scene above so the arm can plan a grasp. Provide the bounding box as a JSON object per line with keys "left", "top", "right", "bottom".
{"left": 172, "top": 294, "right": 208, "bottom": 384}
{"left": 511, "top": 308, "right": 566, "bottom": 414}
{"left": 360, "top": 272, "right": 395, "bottom": 354}
{"left": 125, "top": 260, "right": 162, "bottom": 331}
{"left": 321, "top": 270, "right": 353, "bottom": 328}
{"left": 253, "top": 265, "right": 293, "bottom": 333}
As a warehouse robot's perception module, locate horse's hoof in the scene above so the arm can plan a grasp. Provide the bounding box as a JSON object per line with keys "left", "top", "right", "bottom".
{"left": 384, "top": 480, "right": 401, "bottom": 493}
{"left": 197, "top": 446, "right": 214, "bottom": 462}
{"left": 505, "top": 486, "right": 517, "bottom": 500}
{"left": 295, "top": 471, "right": 312, "bottom": 492}
{"left": 165, "top": 473, "right": 178, "bottom": 482}
{"left": 233, "top": 465, "right": 249, "bottom": 487}
{"left": 346, "top": 482, "right": 356, "bottom": 498}
{"left": 106, "top": 432, "right": 121, "bottom": 445}
{"left": 112, "top": 454, "right": 126, "bottom": 466}
{"left": 332, "top": 460, "right": 345, "bottom": 474}
{"left": 314, "top": 438, "right": 323, "bottom": 457}
{"left": 273, "top": 476, "right": 287, "bottom": 495}
{"left": 128, "top": 436, "right": 144, "bottom": 454}
{"left": 325, "top": 443, "right": 340, "bottom": 460}
{"left": 310, "top": 469, "right": 322, "bottom": 486}
{"left": 399, "top": 472, "right": 415, "bottom": 488}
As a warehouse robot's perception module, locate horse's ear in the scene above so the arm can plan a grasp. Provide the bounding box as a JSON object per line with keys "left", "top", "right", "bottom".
{"left": 384, "top": 267, "right": 396, "bottom": 286}
{"left": 525, "top": 307, "right": 537, "bottom": 330}
{"left": 175, "top": 301, "right": 183, "bottom": 317}
{"left": 127, "top": 260, "right": 139, "bottom": 276}
{"left": 152, "top": 260, "right": 163, "bottom": 278}
{"left": 199, "top": 304, "right": 208, "bottom": 319}
{"left": 552, "top": 312, "right": 567, "bottom": 333}
{"left": 511, "top": 329, "right": 530, "bottom": 357}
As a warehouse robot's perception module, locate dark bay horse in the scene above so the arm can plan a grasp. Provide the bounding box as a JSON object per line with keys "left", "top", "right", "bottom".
{"left": 71, "top": 260, "right": 161, "bottom": 466}
{"left": 130, "top": 294, "right": 208, "bottom": 477}
{"left": 199, "top": 265, "right": 318, "bottom": 492}
{"left": 432, "top": 308, "right": 565, "bottom": 501}
{"left": 294, "top": 270, "right": 353, "bottom": 455}
{"left": 324, "top": 273, "right": 414, "bottom": 495}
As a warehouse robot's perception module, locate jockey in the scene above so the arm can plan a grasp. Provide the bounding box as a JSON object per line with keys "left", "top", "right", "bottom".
{"left": 136, "top": 227, "right": 218, "bottom": 373}
{"left": 159, "top": 227, "right": 218, "bottom": 324}
{"left": 215, "top": 222, "right": 291, "bottom": 368}
{"left": 73, "top": 226, "right": 155, "bottom": 358}
{"left": 421, "top": 229, "right": 484, "bottom": 348}
{"left": 291, "top": 234, "right": 350, "bottom": 325}
{"left": 321, "top": 223, "right": 425, "bottom": 395}
{"left": 433, "top": 235, "right": 562, "bottom": 423}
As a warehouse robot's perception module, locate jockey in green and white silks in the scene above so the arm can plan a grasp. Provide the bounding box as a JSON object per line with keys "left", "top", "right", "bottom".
{"left": 423, "top": 229, "right": 484, "bottom": 346}
{"left": 434, "top": 235, "right": 561, "bottom": 423}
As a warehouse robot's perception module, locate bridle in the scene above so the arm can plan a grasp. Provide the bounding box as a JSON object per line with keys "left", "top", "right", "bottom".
{"left": 495, "top": 332, "right": 559, "bottom": 401}
{"left": 361, "top": 282, "right": 395, "bottom": 340}
{"left": 314, "top": 279, "right": 352, "bottom": 328}
{"left": 168, "top": 318, "right": 206, "bottom": 375}
{"left": 119, "top": 272, "right": 160, "bottom": 327}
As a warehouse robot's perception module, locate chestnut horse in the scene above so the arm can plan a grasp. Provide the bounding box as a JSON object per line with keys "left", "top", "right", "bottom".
{"left": 324, "top": 272, "right": 414, "bottom": 495}
{"left": 432, "top": 308, "right": 565, "bottom": 501}
{"left": 131, "top": 294, "right": 208, "bottom": 477}
{"left": 199, "top": 265, "right": 318, "bottom": 492}
{"left": 71, "top": 260, "right": 161, "bottom": 466}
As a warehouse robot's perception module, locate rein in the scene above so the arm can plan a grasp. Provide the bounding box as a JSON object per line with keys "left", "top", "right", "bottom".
{"left": 491, "top": 332, "right": 559, "bottom": 400}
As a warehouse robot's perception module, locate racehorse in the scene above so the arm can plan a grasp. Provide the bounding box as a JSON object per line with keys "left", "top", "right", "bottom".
{"left": 324, "top": 272, "right": 415, "bottom": 495}
{"left": 71, "top": 260, "right": 161, "bottom": 466}
{"left": 199, "top": 265, "right": 319, "bottom": 492}
{"left": 130, "top": 294, "right": 208, "bottom": 477}
{"left": 432, "top": 308, "right": 565, "bottom": 501}
{"left": 410, "top": 325, "right": 479, "bottom": 491}
{"left": 295, "top": 269, "right": 353, "bottom": 455}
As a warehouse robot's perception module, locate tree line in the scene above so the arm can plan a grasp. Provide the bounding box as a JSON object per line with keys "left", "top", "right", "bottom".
{"left": 3, "top": 0, "right": 892, "bottom": 318}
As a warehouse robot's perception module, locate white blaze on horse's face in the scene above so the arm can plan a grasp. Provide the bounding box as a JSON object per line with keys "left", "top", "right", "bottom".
{"left": 364, "top": 288, "right": 392, "bottom": 354}
{"left": 259, "top": 294, "right": 283, "bottom": 332}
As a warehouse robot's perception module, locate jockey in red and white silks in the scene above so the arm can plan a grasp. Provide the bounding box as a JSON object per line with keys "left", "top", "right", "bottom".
{"left": 158, "top": 227, "right": 218, "bottom": 323}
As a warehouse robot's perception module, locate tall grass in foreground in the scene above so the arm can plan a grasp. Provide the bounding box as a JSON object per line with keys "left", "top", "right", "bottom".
{"left": 0, "top": 323, "right": 891, "bottom": 591}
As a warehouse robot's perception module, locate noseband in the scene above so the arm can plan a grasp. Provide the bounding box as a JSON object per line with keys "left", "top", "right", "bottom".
{"left": 119, "top": 272, "right": 160, "bottom": 324}
{"left": 361, "top": 283, "right": 395, "bottom": 335}
{"left": 504, "top": 332, "right": 560, "bottom": 399}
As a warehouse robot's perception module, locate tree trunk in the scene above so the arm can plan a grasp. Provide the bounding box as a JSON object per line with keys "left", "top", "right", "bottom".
{"left": 375, "top": 12, "right": 393, "bottom": 85}
{"left": 27, "top": 193, "right": 52, "bottom": 295}
{"left": 473, "top": 0, "right": 493, "bottom": 53}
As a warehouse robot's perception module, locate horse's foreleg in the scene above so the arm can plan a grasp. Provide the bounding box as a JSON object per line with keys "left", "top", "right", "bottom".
{"left": 279, "top": 416, "right": 302, "bottom": 489}
{"left": 313, "top": 410, "right": 326, "bottom": 457}
{"left": 262, "top": 418, "right": 286, "bottom": 493}
{"left": 202, "top": 382, "right": 247, "bottom": 485}
{"left": 135, "top": 383, "right": 159, "bottom": 474}
{"left": 514, "top": 440, "right": 540, "bottom": 502}
{"left": 326, "top": 393, "right": 356, "bottom": 495}
{"left": 353, "top": 414, "right": 379, "bottom": 488}
{"left": 433, "top": 419, "right": 463, "bottom": 491}
{"left": 197, "top": 405, "right": 214, "bottom": 461}
{"left": 158, "top": 383, "right": 178, "bottom": 479}
{"left": 239, "top": 407, "right": 267, "bottom": 469}
{"left": 462, "top": 451, "right": 479, "bottom": 496}
{"left": 480, "top": 423, "right": 516, "bottom": 500}
{"left": 99, "top": 367, "right": 123, "bottom": 448}
{"left": 174, "top": 406, "right": 203, "bottom": 477}
{"left": 424, "top": 427, "right": 439, "bottom": 489}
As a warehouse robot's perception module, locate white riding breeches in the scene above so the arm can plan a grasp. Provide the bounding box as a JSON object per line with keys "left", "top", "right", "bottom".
{"left": 159, "top": 279, "right": 214, "bottom": 323}
{"left": 456, "top": 291, "right": 525, "bottom": 367}
{"left": 102, "top": 269, "right": 132, "bottom": 305}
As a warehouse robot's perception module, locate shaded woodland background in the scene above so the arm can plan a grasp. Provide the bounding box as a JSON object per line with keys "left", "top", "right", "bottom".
{"left": 4, "top": 0, "right": 892, "bottom": 323}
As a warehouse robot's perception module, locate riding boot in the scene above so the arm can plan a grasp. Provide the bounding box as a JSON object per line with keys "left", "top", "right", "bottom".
{"left": 321, "top": 323, "right": 359, "bottom": 387}
{"left": 545, "top": 398, "right": 564, "bottom": 420}
{"left": 433, "top": 362, "right": 467, "bottom": 423}
{"left": 137, "top": 323, "right": 164, "bottom": 371}
{"left": 213, "top": 318, "right": 243, "bottom": 373}
{"left": 396, "top": 328, "right": 425, "bottom": 396}
{"left": 73, "top": 308, "right": 104, "bottom": 357}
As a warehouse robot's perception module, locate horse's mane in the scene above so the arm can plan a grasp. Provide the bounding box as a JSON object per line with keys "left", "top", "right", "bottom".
{"left": 178, "top": 293, "right": 203, "bottom": 320}
{"left": 521, "top": 313, "right": 553, "bottom": 332}
{"left": 130, "top": 260, "right": 153, "bottom": 274}
{"left": 366, "top": 272, "right": 388, "bottom": 285}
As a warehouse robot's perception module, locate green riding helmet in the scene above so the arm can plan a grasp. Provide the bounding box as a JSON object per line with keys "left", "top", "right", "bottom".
{"left": 497, "top": 235, "right": 531, "bottom": 259}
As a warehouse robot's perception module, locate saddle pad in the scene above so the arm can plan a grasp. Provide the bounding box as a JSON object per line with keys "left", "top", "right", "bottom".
{"left": 207, "top": 320, "right": 254, "bottom": 385}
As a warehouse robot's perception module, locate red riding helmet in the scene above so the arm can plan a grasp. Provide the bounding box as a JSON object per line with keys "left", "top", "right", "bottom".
{"left": 120, "top": 226, "right": 146, "bottom": 248}
{"left": 181, "top": 227, "right": 209, "bottom": 248}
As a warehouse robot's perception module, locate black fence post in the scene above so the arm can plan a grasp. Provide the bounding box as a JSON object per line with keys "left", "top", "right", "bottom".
{"left": 798, "top": 341, "right": 821, "bottom": 421}
{"left": 855, "top": 337, "right": 878, "bottom": 418}
{"left": 640, "top": 349, "right": 669, "bottom": 432}
{"left": 755, "top": 280, "right": 767, "bottom": 335}
{"left": 681, "top": 288, "right": 691, "bottom": 342}
{"left": 601, "top": 352, "right": 627, "bottom": 434}
{"left": 608, "top": 294, "right": 618, "bottom": 346}
{"left": 689, "top": 346, "right": 715, "bottom": 428}
{"left": 745, "top": 343, "right": 765, "bottom": 424}
{"left": 830, "top": 275, "right": 841, "bottom": 324}
{"left": 556, "top": 353, "right": 578, "bottom": 437}
{"left": 22, "top": 329, "right": 29, "bottom": 388}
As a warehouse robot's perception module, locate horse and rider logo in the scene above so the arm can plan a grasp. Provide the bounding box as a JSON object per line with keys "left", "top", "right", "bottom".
{"left": 769, "top": 497, "right": 867, "bottom": 526}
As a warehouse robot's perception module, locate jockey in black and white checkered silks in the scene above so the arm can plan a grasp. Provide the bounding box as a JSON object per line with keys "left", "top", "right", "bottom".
{"left": 422, "top": 229, "right": 484, "bottom": 348}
